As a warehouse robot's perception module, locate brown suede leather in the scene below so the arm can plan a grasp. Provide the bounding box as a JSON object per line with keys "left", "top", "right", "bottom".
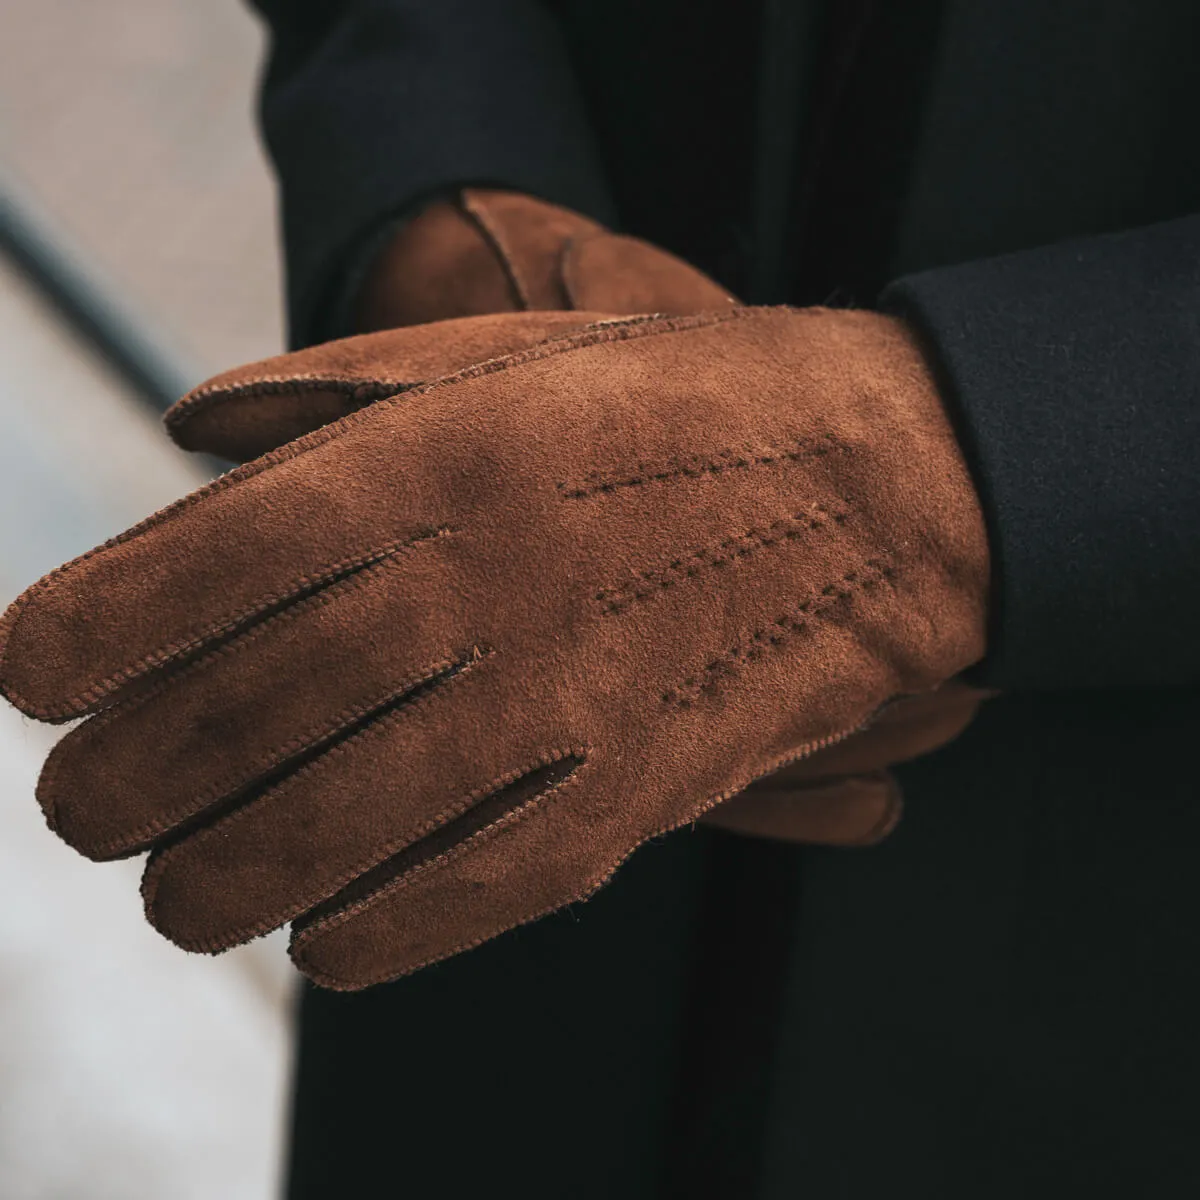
{"left": 702, "top": 680, "right": 986, "bottom": 839}
{"left": 0, "top": 306, "right": 989, "bottom": 988}
{"left": 184, "top": 189, "right": 990, "bottom": 848}
{"left": 167, "top": 310, "right": 608, "bottom": 462}
{"left": 366, "top": 189, "right": 991, "bottom": 845}
{"left": 354, "top": 188, "right": 737, "bottom": 332}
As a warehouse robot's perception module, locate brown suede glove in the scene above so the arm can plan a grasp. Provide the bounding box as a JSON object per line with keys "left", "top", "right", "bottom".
{"left": 206, "top": 187, "right": 988, "bottom": 848}
{"left": 0, "top": 306, "right": 989, "bottom": 988}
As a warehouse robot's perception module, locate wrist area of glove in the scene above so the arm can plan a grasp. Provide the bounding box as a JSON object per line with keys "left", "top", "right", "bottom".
{"left": 785, "top": 307, "right": 991, "bottom": 684}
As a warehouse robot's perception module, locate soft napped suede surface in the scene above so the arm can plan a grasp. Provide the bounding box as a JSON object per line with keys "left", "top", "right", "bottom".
{"left": 0, "top": 306, "right": 988, "bottom": 988}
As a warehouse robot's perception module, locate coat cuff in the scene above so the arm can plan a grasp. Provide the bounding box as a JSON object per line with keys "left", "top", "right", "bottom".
{"left": 882, "top": 216, "right": 1200, "bottom": 688}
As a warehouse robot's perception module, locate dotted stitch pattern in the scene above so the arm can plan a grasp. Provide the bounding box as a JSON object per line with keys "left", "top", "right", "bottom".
{"left": 557, "top": 432, "right": 846, "bottom": 499}
{"left": 596, "top": 503, "right": 849, "bottom": 614}
{"left": 663, "top": 559, "right": 897, "bottom": 706}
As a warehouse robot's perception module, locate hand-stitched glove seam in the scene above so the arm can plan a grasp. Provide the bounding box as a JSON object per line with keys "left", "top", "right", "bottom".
{"left": 596, "top": 503, "right": 849, "bottom": 614}
{"left": 294, "top": 745, "right": 590, "bottom": 939}
{"left": 48, "top": 639, "right": 472, "bottom": 861}
{"left": 290, "top": 748, "right": 592, "bottom": 976}
{"left": 15, "top": 528, "right": 454, "bottom": 722}
{"left": 166, "top": 377, "right": 406, "bottom": 433}
{"left": 558, "top": 432, "right": 847, "bottom": 499}
{"left": 140, "top": 649, "right": 497, "bottom": 947}
{"left": 160, "top": 741, "right": 585, "bottom": 956}
{"left": 663, "top": 558, "right": 898, "bottom": 706}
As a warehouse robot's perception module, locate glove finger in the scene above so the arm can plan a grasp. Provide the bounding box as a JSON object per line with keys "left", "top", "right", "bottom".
{"left": 166, "top": 310, "right": 612, "bottom": 461}
{"left": 702, "top": 685, "right": 989, "bottom": 845}
{"left": 289, "top": 735, "right": 891, "bottom": 992}
{"left": 38, "top": 531, "right": 465, "bottom": 860}
{"left": 762, "top": 681, "right": 989, "bottom": 784}
{"left": 562, "top": 232, "right": 738, "bottom": 315}
{"left": 701, "top": 771, "right": 902, "bottom": 845}
{"left": 0, "top": 451, "right": 432, "bottom": 721}
{"left": 288, "top": 746, "right": 607, "bottom": 990}
{"left": 140, "top": 656, "right": 569, "bottom": 954}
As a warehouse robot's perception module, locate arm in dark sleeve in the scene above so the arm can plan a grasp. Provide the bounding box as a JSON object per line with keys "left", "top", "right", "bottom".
{"left": 248, "top": 0, "right": 616, "bottom": 346}
{"left": 882, "top": 215, "right": 1200, "bottom": 690}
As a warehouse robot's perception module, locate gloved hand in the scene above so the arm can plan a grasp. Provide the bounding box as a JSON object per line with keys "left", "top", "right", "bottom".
{"left": 192, "top": 187, "right": 990, "bottom": 848}
{"left": 0, "top": 305, "right": 989, "bottom": 988}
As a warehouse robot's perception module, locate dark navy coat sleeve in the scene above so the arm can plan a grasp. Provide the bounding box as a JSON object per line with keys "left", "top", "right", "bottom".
{"left": 883, "top": 215, "right": 1200, "bottom": 690}
{"left": 248, "top": 0, "right": 616, "bottom": 346}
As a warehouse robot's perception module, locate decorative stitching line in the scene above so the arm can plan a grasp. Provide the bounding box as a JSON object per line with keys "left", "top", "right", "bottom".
{"left": 166, "top": 377, "right": 405, "bottom": 434}
{"left": 140, "top": 648, "right": 499, "bottom": 951}
{"left": 41, "top": 563, "right": 469, "bottom": 861}
{"left": 13, "top": 528, "right": 454, "bottom": 723}
{"left": 596, "top": 503, "right": 848, "bottom": 615}
{"left": 662, "top": 559, "right": 897, "bottom": 707}
{"left": 557, "top": 432, "right": 846, "bottom": 500}
{"left": 290, "top": 747, "right": 592, "bottom": 984}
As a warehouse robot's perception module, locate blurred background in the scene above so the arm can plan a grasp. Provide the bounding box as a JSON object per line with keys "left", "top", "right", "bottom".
{"left": 0, "top": 3, "right": 292, "bottom": 1197}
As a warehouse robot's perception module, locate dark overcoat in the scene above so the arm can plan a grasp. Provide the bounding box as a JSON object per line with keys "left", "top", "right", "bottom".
{"left": 250, "top": 2, "right": 1200, "bottom": 1194}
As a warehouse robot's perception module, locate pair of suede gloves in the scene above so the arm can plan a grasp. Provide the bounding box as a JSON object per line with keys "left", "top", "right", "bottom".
{"left": 0, "top": 191, "right": 989, "bottom": 989}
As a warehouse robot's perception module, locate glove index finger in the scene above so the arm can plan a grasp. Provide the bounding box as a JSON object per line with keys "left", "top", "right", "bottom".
{"left": 0, "top": 407, "right": 458, "bottom": 722}
{"left": 166, "top": 310, "right": 610, "bottom": 460}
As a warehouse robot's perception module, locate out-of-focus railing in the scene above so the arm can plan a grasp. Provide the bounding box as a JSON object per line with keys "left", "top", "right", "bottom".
{"left": 0, "top": 172, "right": 200, "bottom": 413}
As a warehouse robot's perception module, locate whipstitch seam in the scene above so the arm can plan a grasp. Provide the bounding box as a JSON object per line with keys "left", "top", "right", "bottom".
{"left": 160, "top": 735, "right": 581, "bottom": 956}
{"left": 140, "top": 649, "right": 496, "bottom": 949}
{"left": 166, "top": 377, "right": 406, "bottom": 430}
{"left": 17, "top": 528, "right": 453, "bottom": 721}
{"left": 291, "top": 748, "right": 592, "bottom": 982}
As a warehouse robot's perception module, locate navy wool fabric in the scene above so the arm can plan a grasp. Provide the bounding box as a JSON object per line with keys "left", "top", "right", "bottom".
{"left": 884, "top": 215, "right": 1200, "bottom": 689}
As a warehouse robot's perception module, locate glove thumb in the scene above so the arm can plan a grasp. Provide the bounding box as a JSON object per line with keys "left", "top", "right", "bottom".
{"left": 164, "top": 310, "right": 614, "bottom": 461}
